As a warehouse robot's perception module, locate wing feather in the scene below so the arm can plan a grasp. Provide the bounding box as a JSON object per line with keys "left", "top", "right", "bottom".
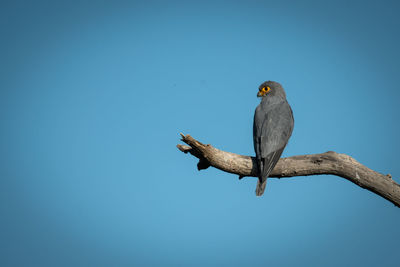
{"left": 253, "top": 99, "right": 294, "bottom": 182}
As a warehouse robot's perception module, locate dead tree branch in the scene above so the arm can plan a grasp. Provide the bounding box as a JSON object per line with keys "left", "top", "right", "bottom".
{"left": 177, "top": 133, "right": 400, "bottom": 207}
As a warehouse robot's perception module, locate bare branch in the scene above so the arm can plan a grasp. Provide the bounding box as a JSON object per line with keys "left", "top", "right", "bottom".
{"left": 177, "top": 134, "right": 400, "bottom": 208}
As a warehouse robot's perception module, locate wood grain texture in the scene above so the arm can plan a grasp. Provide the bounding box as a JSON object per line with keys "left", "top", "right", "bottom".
{"left": 177, "top": 134, "right": 400, "bottom": 207}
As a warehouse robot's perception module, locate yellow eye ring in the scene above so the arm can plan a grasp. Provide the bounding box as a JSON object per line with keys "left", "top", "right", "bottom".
{"left": 258, "top": 86, "right": 271, "bottom": 97}
{"left": 261, "top": 86, "right": 270, "bottom": 93}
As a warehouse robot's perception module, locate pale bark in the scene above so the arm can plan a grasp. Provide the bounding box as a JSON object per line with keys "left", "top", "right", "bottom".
{"left": 177, "top": 134, "right": 400, "bottom": 208}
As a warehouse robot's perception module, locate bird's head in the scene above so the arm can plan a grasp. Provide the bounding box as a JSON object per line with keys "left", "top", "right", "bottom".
{"left": 257, "top": 81, "right": 287, "bottom": 99}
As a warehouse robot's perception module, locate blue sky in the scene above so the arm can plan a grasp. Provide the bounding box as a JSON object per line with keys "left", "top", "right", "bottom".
{"left": 1, "top": 0, "right": 400, "bottom": 266}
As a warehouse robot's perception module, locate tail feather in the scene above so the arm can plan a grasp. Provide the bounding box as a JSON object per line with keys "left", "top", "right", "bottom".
{"left": 255, "top": 147, "right": 286, "bottom": 196}
{"left": 255, "top": 178, "right": 267, "bottom": 196}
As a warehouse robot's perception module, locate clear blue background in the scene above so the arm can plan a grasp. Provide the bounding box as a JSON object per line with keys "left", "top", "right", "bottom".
{"left": 1, "top": 0, "right": 399, "bottom": 266}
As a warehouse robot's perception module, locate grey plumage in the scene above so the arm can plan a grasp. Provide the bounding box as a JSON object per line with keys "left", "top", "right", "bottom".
{"left": 253, "top": 81, "right": 294, "bottom": 196}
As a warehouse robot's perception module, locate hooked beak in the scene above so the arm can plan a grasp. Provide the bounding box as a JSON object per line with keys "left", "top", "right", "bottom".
{"left": 257, "top": 87, "right": 268, "bottom": 97}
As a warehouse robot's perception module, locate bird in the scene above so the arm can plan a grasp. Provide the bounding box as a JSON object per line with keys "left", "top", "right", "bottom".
{"left": 253, "top": 81, "right": 294, "bottom": 196}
